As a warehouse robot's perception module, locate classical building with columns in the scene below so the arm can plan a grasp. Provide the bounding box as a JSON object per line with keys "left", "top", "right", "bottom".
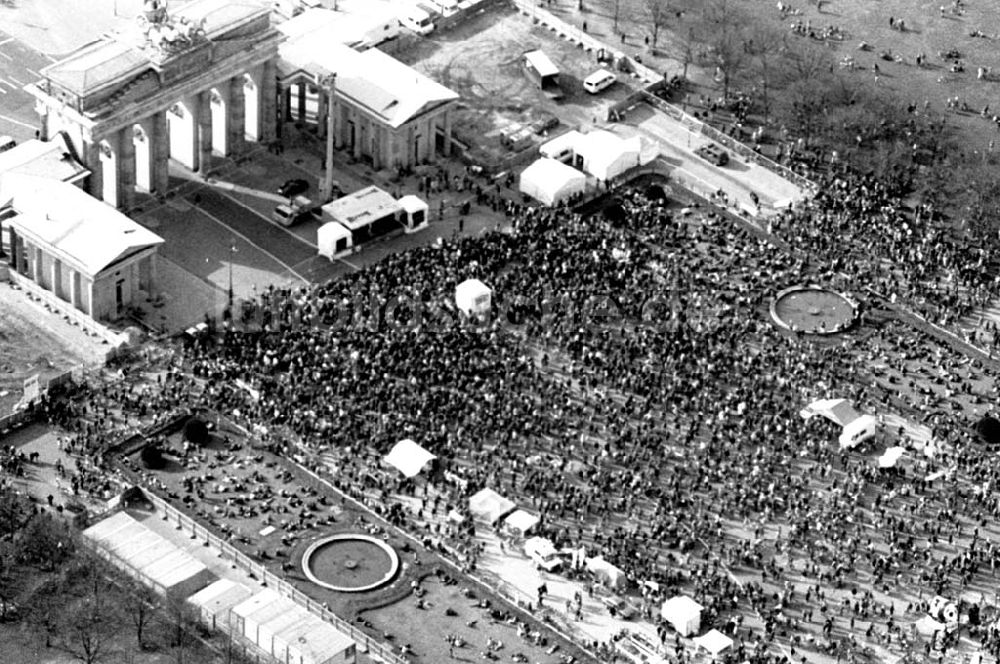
{"left": 24, "top": 0, "right": 283, "bottom": 210}
{"left": 277, "top": 19, "right": 459, "bottom": 170}
{"left": 2, "top": 174, "right": 164, "bottom": 322}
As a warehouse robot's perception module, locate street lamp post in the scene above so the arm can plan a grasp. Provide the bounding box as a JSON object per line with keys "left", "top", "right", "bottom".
{"left": 319, "top": 73, "right": 337, "bottom": 203}
{"left": 228, "top": 241, "right": 237, "bottom": 312}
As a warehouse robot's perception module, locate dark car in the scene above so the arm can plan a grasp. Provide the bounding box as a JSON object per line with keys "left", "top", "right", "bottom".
{"left": 278, "top": 178, "right": 309, "bottom": 199}
{"left": 695, "top": 144, "right": 730, "bottom": 167}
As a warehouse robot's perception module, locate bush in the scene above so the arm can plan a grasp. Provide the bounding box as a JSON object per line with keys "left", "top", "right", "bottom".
{"left": 182, "top": 418, "right": 210, "bottom": 446}
{"left": 140, "top": 445, "right": 166, "bottom": 470}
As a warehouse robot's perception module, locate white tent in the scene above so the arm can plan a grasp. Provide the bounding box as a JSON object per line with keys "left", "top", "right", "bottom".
{"left": 661, "top": 595, "right": 703, "bottom": 636}
{"left": 503, "top": 509, "right": 540, "bottom": 536}
{"left": 455, "top": 278, "right": 492, "bottom": 317}
{"left": 694, "top": 629, "right": 733, "bottom": 658}
{"left": 468, "top": 488, "right": 516, "bottom": 524}
{"left": 384, "top": 439, "right": 436, "bottom": 478}
{"left": 800, "top": 398, "right": 861, "bottom": 427}
{"left": 584, "top": 556, "right": 627, "bottom": 590}
{"left": 519, "top": 158, "right": 586, "bottom": 207}
{"left": 915, "top": 614, "right": 945, "bottom": 636}
{"left": 573, "top": 130, "right": 640, "bottom": 181}
{"left": 878, "top": 446, "right": 906, "bottom": 468}
{"left": 317, "top": 222, "right": 352, "bottom": 259}
{"left": 840, "top": 414, "right": 879, "bottom": 449}
{"left": 539, "top": 130, "right": 583, "bottom": 162}
{"left": 188, "top": 579, "right": 254, "bottom": 630}
{"left": 397, "top": 194, "right": 429, "bottom": 233}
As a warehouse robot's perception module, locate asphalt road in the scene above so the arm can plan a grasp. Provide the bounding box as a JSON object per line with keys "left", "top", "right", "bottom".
{"left": 0, "top": 31, "right": 53, "bottom": 142}
{"left": 187, "top": 186, "right": 317, "bottom": 273}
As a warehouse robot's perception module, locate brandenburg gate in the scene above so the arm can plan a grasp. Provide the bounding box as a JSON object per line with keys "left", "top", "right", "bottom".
{"left": 25, "top": 0, "right": 282, "bottom": 210}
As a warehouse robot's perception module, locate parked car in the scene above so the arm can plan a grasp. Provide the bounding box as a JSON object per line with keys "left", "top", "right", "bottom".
{"left": 272, "top": 197, "right": 318, "bottom": 227}
{"left": 0, "top": 136, "right": 16, "bottom": 153}
{"left": 600, "top": 595, "right": 638, "bottom": 620}
{"left": 278, "top": 178, "right": 309, "bottom": 199}
{"left": 695, "top": 144, "right": 729, "bottom": 166}
{"left": 583, "top": 68, "right": 617, "bottom": 94}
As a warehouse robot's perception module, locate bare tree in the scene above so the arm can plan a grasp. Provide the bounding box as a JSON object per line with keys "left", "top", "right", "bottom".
{"left": 0, "top": 541, "right": 21, "bottom": 621}
{"left": 122, "top": 583, "right": 160, "bottom": 651}
{"left": 644, "top": 0, "right": 672, "bottom": 49}
{"left": 742, "top": 24, "right": 786, "bottom": 124}
{"left": 163, "top": 595, "right": 199, "bottom": 664}
{"left": 699, "top": 0, "right": 750, "bottom": 99}
{"left": 50, "top": 554, "right": 124, "bottom": 664}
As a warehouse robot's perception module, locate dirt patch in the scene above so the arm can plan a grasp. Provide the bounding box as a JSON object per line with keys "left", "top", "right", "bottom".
{"left": 0, "top": 287, "right": 104, "bottom": 414}
{"left": 399, "top": 3, "right": 638, "bottom": 167}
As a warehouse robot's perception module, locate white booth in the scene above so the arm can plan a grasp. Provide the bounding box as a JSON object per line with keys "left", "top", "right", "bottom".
{"left": 384, "top": 439, "right": 436, "bottom": 478}
{"left": 694, "top": 629, "right": 733, "bottom": 659}
{"left": 584, "top": 556, "right": 627, "bottom": 590}
{"left": 468, "top": 488, "right": 516, "bottom": 525}
{"left": 397, "top": 194, "right": 429, "bottom": 233}
{"left": 519, "top": 158, "right": 586, "bottom": 207}
{"left": 572, "top": 130, "right": 640, "bottom": 181}
{"left": 660, "top": 595, "right": 703, "bottom": 637}
{"left": 503, "top": 509, "right": 540, "bottom": 537}
{"left": 318, "top": 222, "right": 353, "bottom": 259}
{"left": 455, "top": 278, "right": 492, "bottom": 317}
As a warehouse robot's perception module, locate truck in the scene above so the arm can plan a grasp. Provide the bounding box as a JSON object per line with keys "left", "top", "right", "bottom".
{"left": 522, "top": 50, "right": 564, "bottom": 100}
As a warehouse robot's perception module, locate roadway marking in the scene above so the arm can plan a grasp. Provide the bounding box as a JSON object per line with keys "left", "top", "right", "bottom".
{"left": 0, "top": 50, "right": 11, "bottom": 60}
{"left": 6, "top": 74, "right": 24, "bottom": 85}
{"left": 193, "top": 201, "right": 309, "bottom": 284}
{"left": 0, "top": 38, "right": 12, "bottom": 47}
{"left": 215, "top": 185, "right": 319, "bottom": 250}
{"left": 0, "top": 115, "right": 35, "bottom": 130}
{"left": 26, "top": 68, "right": 41, "bottom": 78}
{"left": 337, "top": 257, "right": 361, "bottom": 271}
{"left": 0, "top": 86, "right": 7, "bottom": 95}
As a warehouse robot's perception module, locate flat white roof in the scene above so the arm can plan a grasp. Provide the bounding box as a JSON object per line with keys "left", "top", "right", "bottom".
{"left": 523, "top": 50, "right": 558, "bottom": 78}
{"left": 3, "top": 174, "right": 163, "bottom": 278}
{"left": 322, "top": 185, "right": 401, "bottom": 230}
{"left": 0, "top": 135, "right": 88, "bottom": 183}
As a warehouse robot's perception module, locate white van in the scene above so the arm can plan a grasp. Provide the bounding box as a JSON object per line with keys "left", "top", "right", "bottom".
{"left": 583, "top": 69, "right": 617, "bottom": 94}
{"left": 398, "top": 5, "right": 435, "bottom": 34}
{"left": 427, "top": 0, "right": 459, "bottom": 17}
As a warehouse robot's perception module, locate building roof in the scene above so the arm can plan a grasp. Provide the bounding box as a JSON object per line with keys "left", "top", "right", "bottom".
{"left": 43, "top": 40, "right": 149, "bottom": 96}
{"left": 82, "top": 511, "right": 212, "bottom": 595}
{"left": 277, "top": 7, "right": 396, "bottom": 48}
{"left": 523, "top": 50, "right": 558, "bottom": 78}
{"left": 278, "top": 613, "right": 356, "bottom": 664}
{"left": 172, "top": 0, "right": 269, "bottom": 38}
{"left": 188, "top": 579, "right": 255, "bottom": 619}
{"left": 539, "top": 130, "right": 583, "bottom": 159}
{"left": 2, "top": 174, "right": 164, "bottom": 278}
{"left": 0, "top": 135, "right": 89, "bottom": 183}
{"left": 279, "top": 37, "right": 458, "bottom": 128}
{"left": 321, "top": 185, "right": 401, "bottom": 230}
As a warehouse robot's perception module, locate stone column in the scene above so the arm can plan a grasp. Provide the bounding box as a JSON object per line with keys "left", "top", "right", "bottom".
{"left": 229, "top": 75, "right": 246, "bottom": 155}
{"left": 316, "top": 88, "right": 327, "bottom": 140}
{"left": 148, "top": 254, "right": 158, "bottom": 296}
{"left": 443, "top": 110, "right": 453, "bottom": 157}
{"left": 296, "top": 84, "right": 307, "bottom": 124}
{"left": 33, "top": 246, "right": 43, "bottom": 284}
{"left": 85, "top": 141, "right": 104, "bottom": 202}
{"left": 197, "top": 90, "right": 213, "bottom": 176}
{"left": 51, "top": 259, "right": 62, "bottom": 300}
{"left": 259, "top": 59, "right": 277, "bottom": 143}
{"left": 70, "top": 269, "right": 80, "bottom": 310}
{"left": 118, "top": 126, "right": 136, "bottom": 210}
{"left": 8, "top": 227, "right": 17, "bottom": 268}
{"left": 151, "top": 111, "right": 169, "bottom": 195}
{"left": 86, "top": 278, "right": 95, "bottom": 318}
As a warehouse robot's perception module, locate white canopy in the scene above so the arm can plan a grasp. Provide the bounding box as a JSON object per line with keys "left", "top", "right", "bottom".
{"left": 539, "top": 130, "right": 583, "bottom": 161}
{"left": 503, "top": 509, "right": 540, "bottom": 535}
{"left": 878, "top": 446, "right": 906, "bottom": 468}
{"left": 468, "top": 488, "right": 516, "bottom": 524}
{"left": 573, "top": 130, "right": 640, "bottom": 181}
{"left": 800, "top": 398, "right": 861, "bottom": 427}
{"left": 519, "top": 158, "right": 586, "bottom": 207}
{"left": 840, "top": 414, "right": 878, "bottom": 449}
{"left": 455, "top": 278, "right": 492, "bottom": 317}
{"left": 660, "top": 595, "right": 703, "bottom": 637}
{"left": 317, "top": 222, "right": 352, "bottom": 259}
{"left": 915, "top": 614, "right": 945, "bottom": 635}
{"left": 584, "top": 556, "right": 627, "bottom": 589}
{"left": 384, "top": 439, "right": 436, "bottom": 478}
{"left": 694, "top": 629, "right": 734, "bottom": 656}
